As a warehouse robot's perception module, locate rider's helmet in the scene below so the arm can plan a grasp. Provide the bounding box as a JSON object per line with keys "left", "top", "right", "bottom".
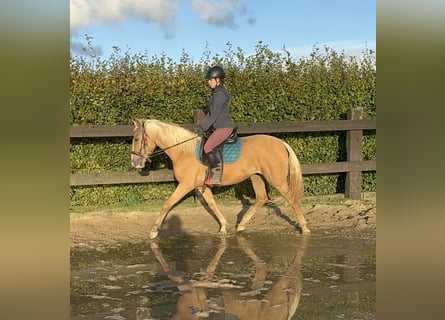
{"left": 205, "top": 66, "right": 225, "bottom": 80}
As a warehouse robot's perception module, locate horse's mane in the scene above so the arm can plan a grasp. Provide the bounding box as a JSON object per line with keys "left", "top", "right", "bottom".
{"left": 143, "top": 119, "right": 198, "bottom": 154}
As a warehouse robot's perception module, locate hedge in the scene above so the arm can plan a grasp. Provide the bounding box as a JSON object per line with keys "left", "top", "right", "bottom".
{"left": 70, "top": 40, "right": 376, "bottom": 210}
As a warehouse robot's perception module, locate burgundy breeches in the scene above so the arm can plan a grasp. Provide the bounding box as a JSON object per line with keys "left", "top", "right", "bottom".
{"left": 203, "top": 128, "right": 234, "bottom": 153}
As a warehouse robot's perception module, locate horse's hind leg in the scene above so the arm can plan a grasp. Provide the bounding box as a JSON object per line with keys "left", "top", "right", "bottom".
{"left": 197, "top": 187, "right": 228, "bottom": 235}
{"left": 274, "top": 183, "right": 310, "bottom": 235}
{"left": 290, "top": 199, "right": 310, "bottom": 235}
{"left": 236, "top": 175, "right": 268, "bottom": 232}
{"left": 149, "top": 182, "right": 194, "bottom": 239}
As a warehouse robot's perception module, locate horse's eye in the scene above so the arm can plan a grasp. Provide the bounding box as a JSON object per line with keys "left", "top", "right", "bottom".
{"left": 134, "top": 138, "right": 140, "bottom": 142}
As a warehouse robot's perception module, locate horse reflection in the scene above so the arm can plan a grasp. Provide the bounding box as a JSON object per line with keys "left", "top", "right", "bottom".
{"left": 150, "top": 239, "right": 227, "bottom": 319}
{"left": 149, "top": 236, "right": 308, "bottom": 320}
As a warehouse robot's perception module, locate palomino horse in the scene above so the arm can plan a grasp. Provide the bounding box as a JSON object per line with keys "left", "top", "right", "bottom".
{"left": 131, "top": 119, "right": 310, "bottom": 239}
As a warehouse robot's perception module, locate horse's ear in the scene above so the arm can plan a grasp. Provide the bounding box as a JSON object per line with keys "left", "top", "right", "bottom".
{"left": 133, "top": 119, "right": 141, "bottom": 128}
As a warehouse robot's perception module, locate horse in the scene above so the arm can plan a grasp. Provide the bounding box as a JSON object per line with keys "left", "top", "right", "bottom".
{"left": 130, "top": 119, "right": 310, "bottom": 239}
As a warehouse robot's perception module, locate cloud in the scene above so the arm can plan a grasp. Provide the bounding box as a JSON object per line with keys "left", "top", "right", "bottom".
{"left": 71, "top": 0, "right": 254, "bottom": 30}
{"left": 192, "top": 0, "right": 253, "bottom": 28}
{"left": 70, "top": 0, "right": 180, "bottom": 29}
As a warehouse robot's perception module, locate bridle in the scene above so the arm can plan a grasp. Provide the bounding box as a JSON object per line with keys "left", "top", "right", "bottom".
{"left": 131, "top": 122, "right": 151, "bottom": 161}
{"left": 131, "top": 121, "right": 199, "bottom": 162}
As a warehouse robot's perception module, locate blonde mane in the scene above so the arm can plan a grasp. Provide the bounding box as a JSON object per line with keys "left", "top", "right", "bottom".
{"left": 143, "top": 119, "right": 198, "bottom": 154}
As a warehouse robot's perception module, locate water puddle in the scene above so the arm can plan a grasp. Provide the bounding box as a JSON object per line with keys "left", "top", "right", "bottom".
{"left": 71, "top": 230, "right": 375, "bottom": 319}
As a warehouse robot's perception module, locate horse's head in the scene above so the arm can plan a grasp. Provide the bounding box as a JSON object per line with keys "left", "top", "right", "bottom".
{"left": 131, "top": 119, "right": 156, "bottom": 169}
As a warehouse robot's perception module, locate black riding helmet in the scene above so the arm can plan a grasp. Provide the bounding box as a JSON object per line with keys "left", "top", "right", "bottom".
{"left": 205, "top": 66, "right": 225, "bottom": 80}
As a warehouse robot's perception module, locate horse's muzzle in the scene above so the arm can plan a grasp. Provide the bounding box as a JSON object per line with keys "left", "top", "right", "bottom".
{"left": 131, "top": 161, "right": 144, "bottom": 169}
{"left": 131, "top": 154, "right": 150, "bottom": 169}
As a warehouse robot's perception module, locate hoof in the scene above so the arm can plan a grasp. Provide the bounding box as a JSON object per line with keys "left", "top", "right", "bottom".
{"left": 218, "top": 228, "right": 228, "bottom": 236}
{"left": 235, "top": 225, "right": 245, "bottom": 232}
{"left": 149, "top": 227, "right": 159, "bottom": 239}
{"left": 301, "top": 227, "right": 311, "bottom": 235}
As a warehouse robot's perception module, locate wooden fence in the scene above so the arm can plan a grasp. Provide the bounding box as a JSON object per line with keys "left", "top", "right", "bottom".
{"left": 70, "top": 108, "right": 376, "bottom": 199}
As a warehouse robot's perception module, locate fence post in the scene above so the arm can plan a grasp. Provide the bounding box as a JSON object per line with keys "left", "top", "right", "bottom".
{"left": 194, "top": 109, "right": 205, "bottom": 124}
{"left": 345, "top": 108, "right": 363, "bottom": 199}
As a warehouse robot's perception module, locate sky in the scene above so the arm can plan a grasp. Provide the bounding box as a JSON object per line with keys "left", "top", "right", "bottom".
{"left": 70, "top": 0, "right": 375, "bottom": 62}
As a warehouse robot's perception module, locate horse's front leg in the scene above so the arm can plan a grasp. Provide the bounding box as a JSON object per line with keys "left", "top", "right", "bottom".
{"left": 150, "top": 183, "right": 194, "bottom": 239}
{"left": 197, "top": 187, "right": 228, "bottom": 235}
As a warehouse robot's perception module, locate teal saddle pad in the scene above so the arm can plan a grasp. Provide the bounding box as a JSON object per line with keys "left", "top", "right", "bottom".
{"left": 195, "top": 138, "right": 243, "bottom": 164}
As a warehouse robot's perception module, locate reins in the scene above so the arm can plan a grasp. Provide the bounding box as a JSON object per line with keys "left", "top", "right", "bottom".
{"left": 148, "top": 135, "right": 199, "bottom": 158}
{"left": 132, "top": 121, "right": 199, "bottom": 160}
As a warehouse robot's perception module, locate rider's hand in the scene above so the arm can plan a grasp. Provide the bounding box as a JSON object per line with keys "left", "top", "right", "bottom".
{"left": 195, "top": 126, "right": 205, "bottom": 137}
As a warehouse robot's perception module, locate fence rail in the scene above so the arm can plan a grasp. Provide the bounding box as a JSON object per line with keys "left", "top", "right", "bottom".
{"left": 70, "top": 120, "right": 376, "bottom": 137}
{"left": 70, "top": 108, "right": 376, "bottom": 199}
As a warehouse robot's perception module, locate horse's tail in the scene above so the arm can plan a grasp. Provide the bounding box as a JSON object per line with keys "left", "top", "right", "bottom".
{"left": 283, "top": 142, "right": 303, "bottom": 204}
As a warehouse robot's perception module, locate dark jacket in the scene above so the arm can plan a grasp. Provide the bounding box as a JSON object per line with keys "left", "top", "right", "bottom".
{"left": 200, "top": 84, "right": 233, "bottom": 131}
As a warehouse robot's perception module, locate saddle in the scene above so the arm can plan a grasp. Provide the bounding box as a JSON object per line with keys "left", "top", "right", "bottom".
{"left": 196, "top": 127, "right": 240, "bottom": 189}
{"left": 198, "top": 127, "right": 239, "bottom": 165}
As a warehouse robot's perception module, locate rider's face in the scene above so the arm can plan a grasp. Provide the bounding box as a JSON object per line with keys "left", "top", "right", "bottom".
{"left": 207, "top": 78, "right": 218, "bottom": 89}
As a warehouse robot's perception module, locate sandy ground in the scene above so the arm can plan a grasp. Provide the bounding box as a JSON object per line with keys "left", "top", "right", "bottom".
{"left": 70, "top": 192, "right": 376, "bottom": 248}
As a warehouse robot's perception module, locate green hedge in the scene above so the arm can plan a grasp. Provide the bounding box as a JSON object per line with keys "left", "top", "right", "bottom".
{"left": 70, "top": 40, "right": 376, "bottom": 210}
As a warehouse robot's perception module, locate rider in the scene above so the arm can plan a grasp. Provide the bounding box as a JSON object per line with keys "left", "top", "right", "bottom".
{"left": 195, "top": 66, "right": 234, "bottom": 186}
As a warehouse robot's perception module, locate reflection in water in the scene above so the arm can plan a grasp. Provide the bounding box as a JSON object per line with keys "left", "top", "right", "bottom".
{"left": 223, "top": 236, "right": 305, "bottom": 320}
{"left": 70, "top": 232, "right": 376, "bottom": 319}
{"left": 149, "top": 236, "right": 307, "bottom": 320}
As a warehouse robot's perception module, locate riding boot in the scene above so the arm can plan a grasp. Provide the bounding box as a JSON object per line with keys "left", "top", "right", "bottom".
{"left": 205, "top": 150, "right": 222, "bottom": 185}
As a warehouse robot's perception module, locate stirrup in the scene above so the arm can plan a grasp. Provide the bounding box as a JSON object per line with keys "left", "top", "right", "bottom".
{"left": 205, "top": 169, "right": 221, "bottom": 186}
{"left": 209, "top": 171, "right": 221, "bottom": 185}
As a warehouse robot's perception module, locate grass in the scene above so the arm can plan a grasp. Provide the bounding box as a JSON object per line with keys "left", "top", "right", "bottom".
{"left": 70, "top": 192, "right": 376, "bottom": 214}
